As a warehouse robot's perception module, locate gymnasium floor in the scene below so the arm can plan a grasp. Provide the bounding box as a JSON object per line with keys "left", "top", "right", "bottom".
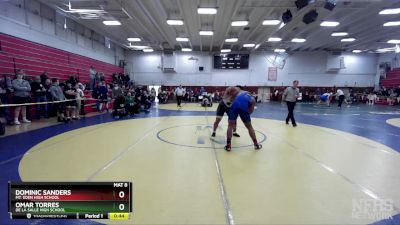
{"left": 1, "top": 102, "right": 400, "bottom": 225}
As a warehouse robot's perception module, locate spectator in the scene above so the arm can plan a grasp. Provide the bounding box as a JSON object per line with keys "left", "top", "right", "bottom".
{"left": 49, "top": 78, "right": 66, "bottom": 122}
{"left": 273, "top": 89, "right": 279, "bottom": 101}
{"left": 44, "top": 78, "right": 53, "bottom": 117}
{"left": 99, "top": 72, "right": 105, "bottom": 82}
{"left": 68, "top": 75, "right": 79, "bottom": 87}
{"left": 95, "top": 72, "right": 101, "bottom": 86}
{"left": 0, "top": 74, "right": 13, "bottom": 124}
{"left": 141, "top": 90, "right": 151, "bottom": 112}
{"left": 112, "top": 73, "right": 118, "bottom": 83}
{"left": 150, "top": 87, "right": 156, "bottom": 102}
{"left": 89, "top": 66, "right": 96, "bottom": 90}
{"left": 63, "top": 82, "right": 78, "bottom": 120}
{"left": 381, "top": 87, "right": 389, "bottom": 96}
{"left": 97, "top": 81, "right": 109, "bottom": 112}
{"left": 395, "top": 85, "right": 400, "bottom": 97}
{"left": 31, "top": 76, "right": 48, "bottom": 119}
{"left": 158, "top": 86, "right": 162, "bottom": 96}
{"left": 40, "top": 71, "right": 49, "bottom": 84}
{"left": 122, "top": 73, "right": 130, "bottom": 86}
{"left": 367, "top": 92, "right": 377, "bottom": 105}
{"left": 125, "top": 91, "right": 139, "bottom": 116}
{"left": 303, "top": 90, "right": 310, "bottom": 103}
{"left": 252, "top": 92, "right": 258, "bottom": 103}
{"left": 75, "top": 83, "right": 85, "bottom": 118}
{"left": 112, "top": 84, "right": 124, "bottom": 99}
{"left": 200, "top": 86, "right": 206, "bottom": 95}
{"left": 112, "top": 95, "right": 127, "bottom": 119}
{"left": 158, "top": 91, "right": 168, "bottom": 104}
{"left": 12, "top": 70, "right": 31, "bottom": 125}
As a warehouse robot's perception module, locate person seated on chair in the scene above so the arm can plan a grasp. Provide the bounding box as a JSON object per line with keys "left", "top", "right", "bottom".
{"left": 201, "top": 95, "right": 210, "bottom": 107}
{"left": 201, "top": 94, "right": 213, "bottom": 107}
{"left": 125, "top": 91, "right": 140, "bottom": 116}
{"left": 112, "top": 95, "right": 127, "bottom": 119}
{"left": 140, "top": 90, "right": 152, "bottom": 112}
{"left": 158, "top": 91, "right": 168, "bottom": 104}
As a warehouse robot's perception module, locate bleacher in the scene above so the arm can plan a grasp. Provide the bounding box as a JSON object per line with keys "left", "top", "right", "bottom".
{"left": 0, "top": 33, "right": 124, "bottom": 114}
{"left": 381, "top": 68, "right": 400, "bottom": 88}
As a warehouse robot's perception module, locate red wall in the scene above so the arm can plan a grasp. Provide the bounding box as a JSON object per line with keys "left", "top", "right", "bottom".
{"left": 0, "top": 33, "right": 123, "bottom": 83}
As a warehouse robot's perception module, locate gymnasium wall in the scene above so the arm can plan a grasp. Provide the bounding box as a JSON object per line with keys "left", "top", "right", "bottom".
{"left": 0, "top": 0, "right": 124, "bottom": 66}
{"left": 127, "top": 51, "right": 377, "bottom": 87}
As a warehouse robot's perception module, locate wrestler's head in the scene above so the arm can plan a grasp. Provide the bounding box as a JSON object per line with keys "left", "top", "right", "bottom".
{"left": 224, "top": 86, "right": 240, "bottom": 99}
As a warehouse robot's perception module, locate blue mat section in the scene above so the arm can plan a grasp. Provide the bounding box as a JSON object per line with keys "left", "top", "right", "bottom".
{"left": 1, "top": 102, "right": 399, "bottom": 225}
{"left": 370, "top": 213, "right": 400, "bottom": 225}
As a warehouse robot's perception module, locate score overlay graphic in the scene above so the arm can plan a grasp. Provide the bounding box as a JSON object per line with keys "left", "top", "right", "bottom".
{"left": 8, "top": 182, "right": 132, "bottom": 220}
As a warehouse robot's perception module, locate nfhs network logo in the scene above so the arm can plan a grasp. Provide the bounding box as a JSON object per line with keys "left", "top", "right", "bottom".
{"left": 352, "top": 199, "right": 394, "bottom": 220}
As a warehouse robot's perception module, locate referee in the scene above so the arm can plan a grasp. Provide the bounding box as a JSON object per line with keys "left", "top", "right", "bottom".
{"left": 174, "top": 85, "right": 185, "bottom": 107}
{"left": 282, "top": 80, "right": 300, "bottom": 127}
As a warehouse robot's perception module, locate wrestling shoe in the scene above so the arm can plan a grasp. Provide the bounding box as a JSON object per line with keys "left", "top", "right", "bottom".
{"left": 224, "top": 145, "right": 232, "bottom": 151}
{"left": 254, "top": 143, "right": 262, "bottom": 150}
{"left": 233, "top": 132, "right": 240, "bottom": 137}
{"left": 211, "top": 132, "right": 216, "bottom": 137}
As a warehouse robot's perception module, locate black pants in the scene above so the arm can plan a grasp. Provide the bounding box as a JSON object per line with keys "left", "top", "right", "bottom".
{"left": 177, "top": 95, "right": 182, "bottom": 106}
{"left": 338, "top": 95, "right": 345, "bottom": 107}
{"left": 286, "top": 101, "right": 296, "bottom": 125}
{"left": 80, "top": 100, "right": 85, "bottom": 115}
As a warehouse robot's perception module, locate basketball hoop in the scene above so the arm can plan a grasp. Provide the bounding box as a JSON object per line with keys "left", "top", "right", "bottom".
{"left": 267, "top": 52, "right": 288, "bottom": 69}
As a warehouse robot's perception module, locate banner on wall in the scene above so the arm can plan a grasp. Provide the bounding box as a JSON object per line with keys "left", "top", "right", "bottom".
{"left": 268, "top": 67, "right": 277, "bottom": 81}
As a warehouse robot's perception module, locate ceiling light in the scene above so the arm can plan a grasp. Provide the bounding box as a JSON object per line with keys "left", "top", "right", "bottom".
{"left": 352, "top": 50, "right": 362, "bottom": 53}
{"left": 383, "top": 21, "right": 400, "bottom": 26}
{"left": 197, "top": 8, "right": 217, "bottom": 15}
{"left": 231, "top": 21, "right": 249, "bottom": 26}
{"left": 130, "top": 45, "right": 148, "bottom": 50}
{"left": 376, "top": 48, "right": 392, "bottom": 53}
{"left": 143, "top": 48, "right": 154, "bottom": 52}
{"left": 379, "top": 8, "right": 400, "bottom": 15}
{"left": 320, "top": 21, "right": 339, "bottom": 27}
{"left": 243, "top": 43, "right": 255, "bottom": 47}
{"left": 291, "top": 38, "right": 306, "bottom": 43}
{"left": 268, "top": 37, "right": 282, "bottom": 42}
{"left": 176, "top": 37, "right": 189, "bottom": 42}
{"left": 127, "top": 38, "right": 141, "bottom": 42}
{"left": 167, "top": 20, "right": 184, "bottom": 25}
{"left": 103, "top": 20, "right": 121, "bottom": 26}
{"left": 63, "top": 8, "right": 105, "bottom": 13}
{"left": 331, "top": 32, "right": 348, "bottom": 36}
{"left": 225, "top": 38, "right": 238, "bottom": 43}
{"left": 388, "top": 40, "right": 400, "bottom": 44}
{"left": 199, "top": 31, "right": 213, "bottom": 36}
{"left": 221, "top": 49, "right": 231, "bottom": 53}
{"left": 262, "top": 20, "right": 281, "bottom": 25}
{"left": 79, "top": 13, "right": 100, "bottom": 19}
{"left": 396, "top": 45, "right": 400, "bottom": 53}
{"left": 274, "top": 49, "right": 286, "bottom": 53}
{"left": 255, "top": 44, "right": 261, "bottom": 49}
{"left": 341, "top": 38, "right": 356, "bottom": 42}
{"left": 182, "top": 48, "right": 192, "bottom": 52}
